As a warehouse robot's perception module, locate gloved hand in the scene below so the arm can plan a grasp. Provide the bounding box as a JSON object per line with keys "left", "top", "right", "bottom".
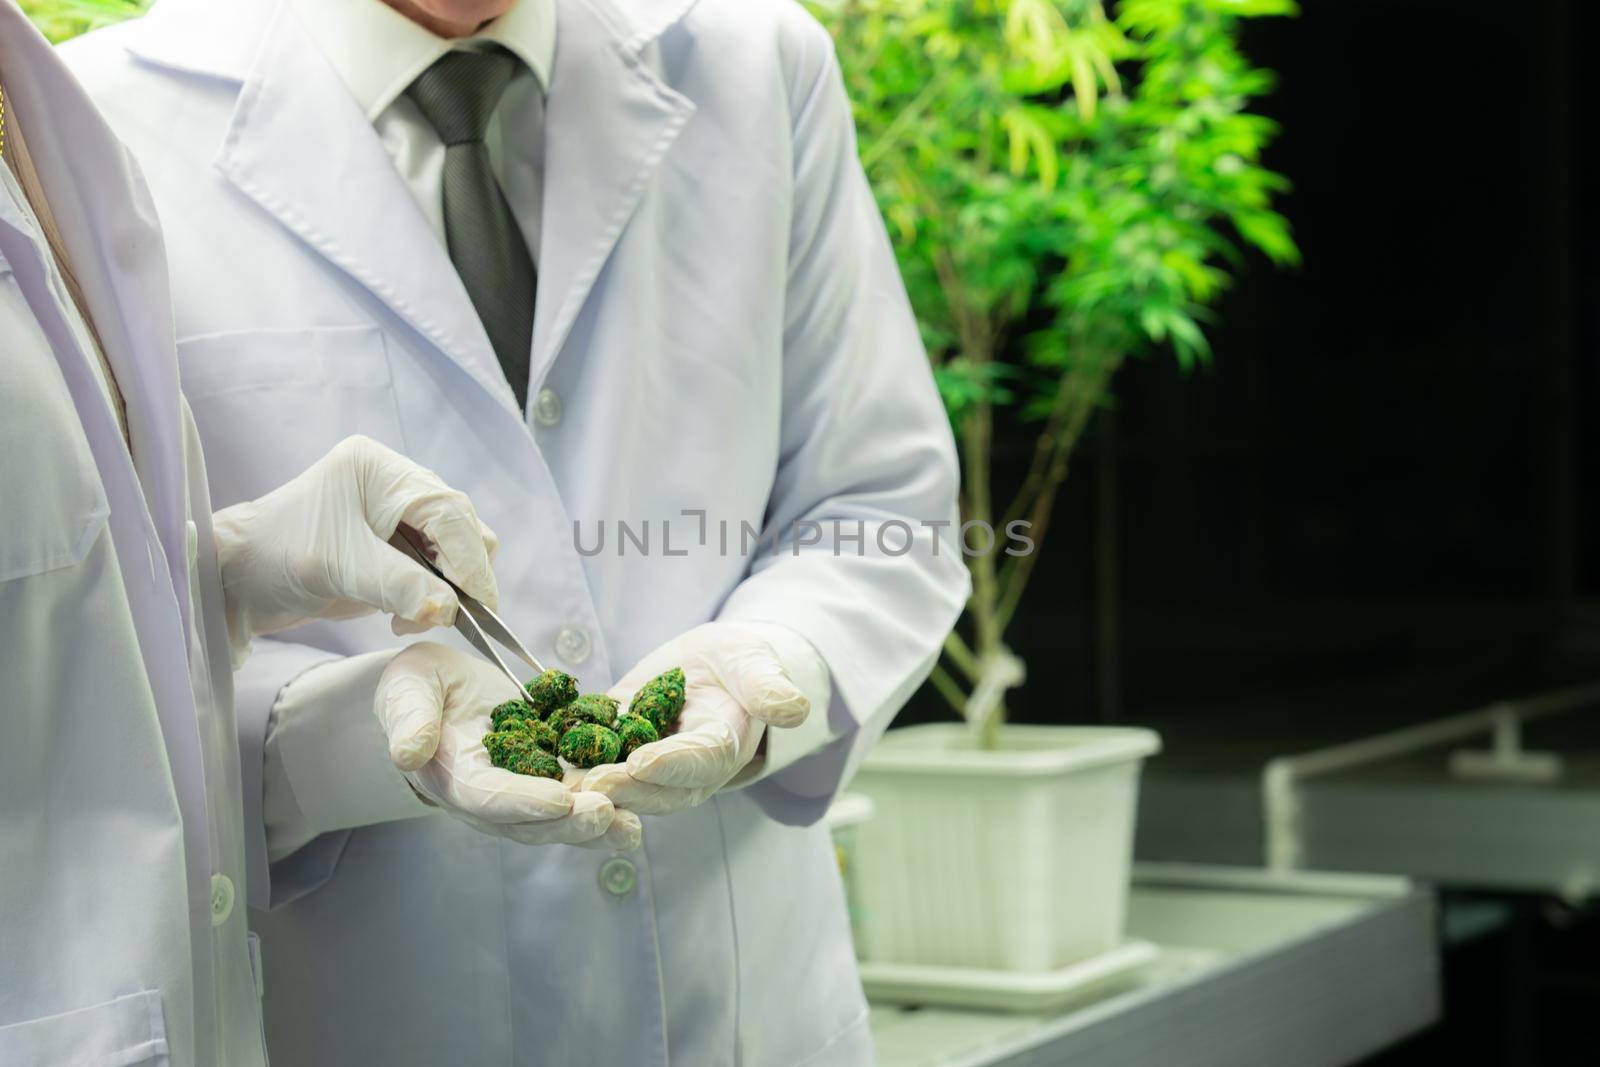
{"left": 579, "top": 622, "right": 812, "bottom": 816}
{"left": 213, "top": 435, "right": 498, "bottom": 663}
{"left": 376, "top": 642, "right": 641, "bottom": 849}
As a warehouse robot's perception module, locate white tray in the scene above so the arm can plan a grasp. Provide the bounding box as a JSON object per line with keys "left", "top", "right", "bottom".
{"left": 858, "top": 940, "right": 1159, "bottom": 1013}
{"left": 869, "top": 867, "right": 1439, "bottom": 1067}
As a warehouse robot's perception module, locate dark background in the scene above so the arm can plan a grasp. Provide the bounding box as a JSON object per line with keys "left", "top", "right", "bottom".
{"left": 897, "top": 0, "right": 1595, "bottom": 1063}
{"left": 904, "top": 0, "right": 1593, "bottom": 731}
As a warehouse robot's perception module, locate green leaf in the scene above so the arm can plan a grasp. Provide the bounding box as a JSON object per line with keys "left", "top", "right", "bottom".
{"left": 1233, "top": 209, "right": 1301, "bottom": 265}
{"left": 1001, "top": 107, "right": 1062, "bottom": 189}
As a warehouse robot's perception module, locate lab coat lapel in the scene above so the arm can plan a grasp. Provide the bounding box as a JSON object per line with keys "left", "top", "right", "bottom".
{"left": 0, "top": 10, "right": 194, "bottom": 633}
{"left": 532, "top": 0, "right": 698, "bottom": 386}
{"left": 0, "top": 3, "right": 216, "bottom": 925}
{"left": 211, "top": 2, "right": 520, "bottom": 413}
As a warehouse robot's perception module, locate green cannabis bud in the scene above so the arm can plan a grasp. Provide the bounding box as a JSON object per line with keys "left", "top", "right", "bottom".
{"left": 615, "top": 713, "right": 659, "bottom": 758}
{"left": 490, "top": 698, "right": 537, "bottom": 731}
{"left": 559, "top": 723, "right": 622, "bottom": 768}
{"left": 525, "top": 718, "right": 560, "bottom": 755}
{"left": 483, "top": 727, "right": 527, "bottom": 768}
{"left": 549, "top": 692, "right": 619, "bottom": 736}
{"left": 525, "top": 668, "right": 580, "bottom": 714}
{"left": 483, "top": 720, "right": 563, "bottom": 778}
{"left": 485, "top": 727, "right": 539, "bottom": 772}
{"left": 629, "top": 667, "right": 686, "bottom": 732}
{"left": 506, "top": 748, "right": 562, "bottom": 779}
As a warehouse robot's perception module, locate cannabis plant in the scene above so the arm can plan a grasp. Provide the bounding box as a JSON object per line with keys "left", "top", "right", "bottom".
{"left": 21, "top": 0, "right": 147, "bottom": 42}
{"left": 811, "top": 0, "right": 1299, "bottom": 745}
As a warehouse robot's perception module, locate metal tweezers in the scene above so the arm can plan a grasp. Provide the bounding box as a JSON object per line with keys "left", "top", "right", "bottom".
{"left": 389, "top": 526, "right": 544, "bottom": 704}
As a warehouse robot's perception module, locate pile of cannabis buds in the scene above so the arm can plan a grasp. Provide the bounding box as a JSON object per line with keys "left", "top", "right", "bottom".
{"left": 482, "top": 667, "right": 686, "bottom": 778}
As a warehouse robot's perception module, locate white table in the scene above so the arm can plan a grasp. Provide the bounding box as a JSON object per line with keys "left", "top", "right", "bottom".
{"left": 868, "top": 865, "right": 1438, "bottom": 1067}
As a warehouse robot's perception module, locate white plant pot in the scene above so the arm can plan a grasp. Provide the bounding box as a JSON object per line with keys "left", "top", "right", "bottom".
{"left": 850, "top": 722, "right": 1161, "bottom": 973}
{"left": 824, "top": 793, "right": 877, "bottom": 949}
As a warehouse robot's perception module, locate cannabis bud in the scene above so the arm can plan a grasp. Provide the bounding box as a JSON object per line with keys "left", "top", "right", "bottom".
{"left": 629, "top": 667, "right": 687, "bottom": 733}
{"left": 508, "top": 749, "right": 562, "bottom": 779}
{"left": 525, "top": 668, "right": 579, "bottom": 714}
{"left": 490, "top": 698, "right": 537, "bottom": 731}
{"left": 525, "top": 718, "right": 560, "bottom": 755}
{"left": 559, "top": 722, "right": 622, "bottom": 768}
{"left": 484, "top": 727, "right": 562, "bottom": 779}
{"left": 615, "top": 713, "right": 659, "bottom": 759}
{"left": 484, "top": 726, "right": 531, "bottom": 767}
{"left": 548, "top": 692, "right": 619, "bottom": 737}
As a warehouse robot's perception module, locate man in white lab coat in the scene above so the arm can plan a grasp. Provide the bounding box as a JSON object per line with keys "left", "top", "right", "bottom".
{"left": 66, "top": 0, "right": 970, "bottom": 1063}
{"left": 0, "top": 7, "right": 619, "bottom": 1064}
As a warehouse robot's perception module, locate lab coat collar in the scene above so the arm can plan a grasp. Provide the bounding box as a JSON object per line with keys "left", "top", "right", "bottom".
{"left": 124, "top": 0, "right": 700, "bottom": 415}
{"left": 582, "top": 0, "right": 702, "bottom": 52}
{"left": 0, "top": 2, "right": 194, "bottom": 634}
{"left": 530, "top": 0, "right": 697, "bottom": 385}
{"left": 120, "top": 0, "right": 273, "bottom": 82}
{"left": 208, "top": 1, "right": 525, "bottom": 413}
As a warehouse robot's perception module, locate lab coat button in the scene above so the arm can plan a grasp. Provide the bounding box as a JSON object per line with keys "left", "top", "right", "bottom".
{"left": 556, "top": 624, "right": 591, "bottom": 664}
{"left": 599, "top": 857, "right": 637, "bottom": 897}
{"left": 210, "top": 873, "right": 235, "bottom": 926}
{"left": 533, "top": 388, "right": 564, "bottom": 427}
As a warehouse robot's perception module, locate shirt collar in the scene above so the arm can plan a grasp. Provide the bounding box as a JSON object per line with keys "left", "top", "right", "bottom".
{"left": 286, "top": 0, "right": 556, "bottom": 121}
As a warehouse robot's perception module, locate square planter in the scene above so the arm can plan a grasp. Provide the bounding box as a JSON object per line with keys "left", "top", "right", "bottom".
{"left": 850, "top": 722, "right": 1161, "bottom": 972}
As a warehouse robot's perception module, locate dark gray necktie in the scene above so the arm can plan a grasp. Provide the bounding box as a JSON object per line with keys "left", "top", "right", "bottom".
{"left": 407, "top": 49, "right": 536, "bottom": 408}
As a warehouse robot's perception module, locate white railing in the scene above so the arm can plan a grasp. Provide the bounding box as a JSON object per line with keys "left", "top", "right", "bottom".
{"left": 1262, "top": 680, "right": 1600, "bottom": 870}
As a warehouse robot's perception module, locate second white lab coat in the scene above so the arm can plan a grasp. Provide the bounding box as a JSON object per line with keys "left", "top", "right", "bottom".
{"left": 0, "top": 8, "right": 263, "bottom": 1065}
{"left": 66, "top": 0, "right": 969, "bottom": 1063}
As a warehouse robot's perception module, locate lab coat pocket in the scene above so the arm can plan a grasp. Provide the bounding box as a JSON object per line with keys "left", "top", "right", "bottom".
{"left": 0, "top": 989, "right": 170, "bottom": 1066}
{"left": 176, "top": 326, "right": 407, "bottom": 508}
{"left": 0, "top": 267, "right": 110, "bottom": 581}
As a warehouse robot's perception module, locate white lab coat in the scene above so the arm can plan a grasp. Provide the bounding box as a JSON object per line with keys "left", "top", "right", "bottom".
{"left": 0, "top": 8, "right": 263, "bottom": 1066}
{"left": 66, "top": 0, "right": 969, "bottom": 1063}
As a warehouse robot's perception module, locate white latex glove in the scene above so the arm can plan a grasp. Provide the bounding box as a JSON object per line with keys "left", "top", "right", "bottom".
{"left": 375, "top": 642, "right": 641, "bottom": 850}
{"left": 579, "top": 622, "right": 811, "bottom": 816}
{"left": 213, "top": 435, "right": 499, "bottom": 664}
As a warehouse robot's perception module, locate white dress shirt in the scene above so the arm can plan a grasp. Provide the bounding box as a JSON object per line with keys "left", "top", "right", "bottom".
{"left": 286, "top": 0, "right": 552, "bottom": 263}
